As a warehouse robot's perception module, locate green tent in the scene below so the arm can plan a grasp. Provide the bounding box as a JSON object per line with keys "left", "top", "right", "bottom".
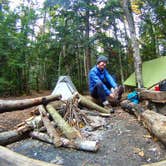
{"left": 124, "top": 56, "right": 166, "bottom": 89}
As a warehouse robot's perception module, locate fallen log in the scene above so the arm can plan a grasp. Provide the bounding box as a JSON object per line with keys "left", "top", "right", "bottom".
{"left": 83, "top": 95, "right": 101, "bottom": 105}
{"left": 46, "top": 104, "right": 81, "bottom": 139}
{"left": 49, "top": 100, "right": 66, "bottom": 110}
{"left": 30, "top": 131, "right": 99, "bottom": 152}
{"left": 78, "top": 94, "right": 110, "bottom": 114}
{"left": 141, "top": 110, "right": 166, "bottom": 144}
{"left": 0, "top": 130, "right": 28, "bottom": 146}
{"left": 0, "top": 115, "right": 42, "bottom": 145}
{"left": 120, "top": 100, "right": 144, "bottom": 121}
{"left": 80, "top": 109, "right": 110, "bottom": 117}
{"left": 38, "top": 105, "right": 62, "bottom": 147}
{"left": 29, "top": 131, "right": 53, "bottom": 143}
{"left": 121, "top": 100, "right": 166, "bottom": 145}
{"left": 0, "top": 145, "right": 60, "bottom": 166}
{"left": 0, "top": 94, "right": 61, "bottom": 113}
{"left": 142, "top": 159, "right": 166, "bottom": 166}
{"left": 140, "top": 90, "right": 166, "bottom": 101}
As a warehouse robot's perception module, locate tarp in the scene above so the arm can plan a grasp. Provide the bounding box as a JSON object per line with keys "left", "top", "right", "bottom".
{"left": 52, "top": 76, "right": 78, "bottom": 100}
{"left": 124, "top": 56, "right": 166, "bottom": 88}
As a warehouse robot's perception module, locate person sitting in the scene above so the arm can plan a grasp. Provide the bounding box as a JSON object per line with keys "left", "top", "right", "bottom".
{"left": 88, "top": 55, "right": 124, "bottom": 113}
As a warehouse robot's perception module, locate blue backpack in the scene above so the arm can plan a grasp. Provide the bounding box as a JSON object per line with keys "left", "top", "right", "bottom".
{"left": 127, "top": 91, "right": 139, "bottom": 104}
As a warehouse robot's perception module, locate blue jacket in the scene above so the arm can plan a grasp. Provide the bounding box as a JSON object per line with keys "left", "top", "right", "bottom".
{"left": 88, "top": 65, "right": 117, "bottom": 96}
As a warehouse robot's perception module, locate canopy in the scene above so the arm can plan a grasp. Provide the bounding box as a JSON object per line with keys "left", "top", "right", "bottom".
{"left": 124, "top": 56, "right": 166, "bottom": 89}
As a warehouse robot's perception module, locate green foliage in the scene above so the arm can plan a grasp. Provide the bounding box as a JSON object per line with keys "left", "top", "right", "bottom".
{"left": 140, "top": 0, "right": 166, "bottom": 60}
{"left": 0, "top": 0, "right": 164, "bottom": 96}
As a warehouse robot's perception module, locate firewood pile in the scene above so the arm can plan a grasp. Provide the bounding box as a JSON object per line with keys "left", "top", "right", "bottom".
{"left": 0, "top": 93, "right": 111, "bottom": 153}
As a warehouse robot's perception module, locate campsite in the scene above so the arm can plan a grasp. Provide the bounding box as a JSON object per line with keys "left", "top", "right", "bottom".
{"left": 0, "top": 0, "right": 166, "bottom": 166}
{"left": 1, "top": 75, "right": 166, "bottom": 166}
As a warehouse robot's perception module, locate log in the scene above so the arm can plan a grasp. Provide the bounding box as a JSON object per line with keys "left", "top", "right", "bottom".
{"left": 141, "top": 110, "right": 166, "bottom": 144}
{"left": 46, "top": 104, "right": 81, "bottom": 139}
{"left": 30, "top": 131, "right": 99, "bottom": 152}
{"left": 17, "top": 115, "right": 43, "bottom": 133}
{"left": 83, "top": 95, "right": 101, "bottom": 105}
{"left": 38, "top": 105, "right": 62, "bottom": 147}
{"left": 73, "top": 138, "right": 99, "bottom": 152}
{"left": 0, "top": 130, "right": 28, "bottom": 146}
{"left": 142, "top": 159, "right": 166, "bottom": 166}
{"left": 29, "top": 131, "right": 53, "bottom": 144}
{"left": 120, "top": 100, "right": 144, "bottom": 120}
{"left": 0, "top": 145, "right": 60, "bottom": 166}
{"left": 140, "top": 90, "right": 166, "bottom": 101}
{"left": 0, "top": 94, "right": 62, "bottom": 113}
{"left": 80, "top": 109, "right": 110, "bottom": 117}
{"left": 121, "top": 100, "right": 166, "bottom": 145}
{"left": 0, "top": 115, "right": 42, "bottom": 145}
{"left": 49, "top": 100, "right": 66, "bottom": 109}
{"left": 78, "top": 94, "right": 110, "bottom": 114}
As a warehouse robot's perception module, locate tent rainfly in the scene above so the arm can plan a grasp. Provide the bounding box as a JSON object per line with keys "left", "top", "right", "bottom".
{"left": 124, "top": 56, "right": 166, "bottom": 89}
{"left": 52, "top": 76, "right": 78, "bottom": 100}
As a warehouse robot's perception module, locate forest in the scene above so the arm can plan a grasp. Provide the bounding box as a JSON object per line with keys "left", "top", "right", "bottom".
{"left": 0, "top": 0, "right": 165, "bottom": 96}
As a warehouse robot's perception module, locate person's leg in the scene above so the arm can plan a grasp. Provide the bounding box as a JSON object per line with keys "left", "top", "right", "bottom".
{"left": 104, "top": 80, "right": 124, "bottom": 101}
{"left": 91, "top": 83, "right": 114, "bottom": 113}
{"left": 104, "top": 81, "right": 112, "bottom": 90}
{"left": 91, "top": 83, "right": 107, "bottom": 103}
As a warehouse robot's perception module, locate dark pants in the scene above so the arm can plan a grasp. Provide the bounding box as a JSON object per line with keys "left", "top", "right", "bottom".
{"left": 91, "top": 82, "right": 111, "bottom": 103}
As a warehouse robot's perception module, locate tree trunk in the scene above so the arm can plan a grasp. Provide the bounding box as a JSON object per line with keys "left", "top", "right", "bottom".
{"left": 0, "top": 94, "right": 61, "bottom": 113}
{"left": 122, "top": 17, "right": 134, "bottom": 76}
{"left": 30, "top": 131, "right": 99, "bottom": 152}
{"left": 78, "top": 94, "right": 110, "bottom": 114}
{"left": 46, "top": 104, "right": 81, "bottom": 139}
{"left": 121, "top": 100, "right": 166, "bottom": 145}
{"left": 85, "top": 0, "right": 91, "bottom": 77}
{"left": 113, "top": 20, "right": 124, "bottom": 85}
{"left": 38, "top": 105, "right": 62, "bottom": 147}
{"left": 0, "top": 145, "right": 60, "bottom": 166}
{"left": 122, "top": 0, "right": 143, "bottom": 88}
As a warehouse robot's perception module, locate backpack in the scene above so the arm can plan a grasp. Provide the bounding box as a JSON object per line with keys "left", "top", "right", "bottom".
{"left": 159, "top": 80, "right": 166, "bottom": 91}
{"left": 127, "top": 91, "right": 139, "bottom": 104}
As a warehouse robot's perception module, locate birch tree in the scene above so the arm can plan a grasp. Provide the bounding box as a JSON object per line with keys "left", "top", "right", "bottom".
{"left": 122, "top": 0, "right": 144, "bottom": 88}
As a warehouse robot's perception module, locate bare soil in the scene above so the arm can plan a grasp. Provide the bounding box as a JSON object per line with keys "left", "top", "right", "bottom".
{"left": 1, "top": 91, "right": 166, "bottom": 166}
{"left": 0, "top": 90, "right": 51, "bottom": 131}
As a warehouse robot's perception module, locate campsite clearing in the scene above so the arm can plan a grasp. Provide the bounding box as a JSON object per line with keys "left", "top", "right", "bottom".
{"left": 0, "top": 91, "right": 166, "bottom": 166}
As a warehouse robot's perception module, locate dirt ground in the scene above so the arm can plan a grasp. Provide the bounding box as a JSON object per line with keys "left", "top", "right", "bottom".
{"left": 0, "top": 90, "right": 51, "bottom": 131}
{"left": 1, "top": 91, "right": 166, "bottom": 166}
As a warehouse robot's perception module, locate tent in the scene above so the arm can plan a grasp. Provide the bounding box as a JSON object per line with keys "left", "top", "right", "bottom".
{"left": 124, "top": 56, "right": 166, "bottom": 89}
{"left": 52, "top": 76, "right": 78, "bottom": 100}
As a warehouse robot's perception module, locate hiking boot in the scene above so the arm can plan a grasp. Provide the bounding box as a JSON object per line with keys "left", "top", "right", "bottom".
{"left": 103, "top": 100, "right": 115, "bottom": 114}
{"left": 116, "top": 85, "right": 124, "bottom": 100}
